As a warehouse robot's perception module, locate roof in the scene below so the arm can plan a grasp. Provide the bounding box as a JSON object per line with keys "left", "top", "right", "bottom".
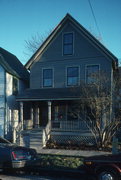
{"left": 25, "top": 13, "right": 118, "bottom": 70}
{"left": 0, "top": 47, "right": 29, "bottom": 81}
{"left": 16, "top": 88, "right": 81, "bottom": 101}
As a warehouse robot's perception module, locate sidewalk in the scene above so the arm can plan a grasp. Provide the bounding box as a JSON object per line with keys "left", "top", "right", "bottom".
{"left": 39, "top": 148, "right": 111, "bottom": 157}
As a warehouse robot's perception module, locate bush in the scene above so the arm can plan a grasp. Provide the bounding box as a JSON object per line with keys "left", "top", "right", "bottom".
{"left": 37, "top": 154, "right": 83, "bottom": 170}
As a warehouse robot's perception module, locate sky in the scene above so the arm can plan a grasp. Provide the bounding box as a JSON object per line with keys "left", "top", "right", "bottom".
{"left": 0, "top": 0, "right": 121, "bottom": 65}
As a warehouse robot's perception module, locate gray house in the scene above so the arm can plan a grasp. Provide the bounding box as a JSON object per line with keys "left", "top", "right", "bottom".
{"left": 0, "top": 47, "right": 29, "bottom": 141}
{"left": 16, "top": 14, "right": 118, "bottom": 151}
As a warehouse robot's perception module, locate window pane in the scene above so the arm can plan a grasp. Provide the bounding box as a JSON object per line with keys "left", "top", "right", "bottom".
{"left": 43, "top": 79, "right": 52, "bottom": 87}
{"left": 64, "top": 44, "right": 73, "bottom": 55}
{"left": 43, "top": 69, "right": 52, "bottom": 79}
{"left": 67, "top": 67, "right": 78, "bottom": 77}
{"left": 68, "top": 77, "right": 78, "bottom": 86}
{"left": 64, "top": 33, "right": 73, "bottom": 44}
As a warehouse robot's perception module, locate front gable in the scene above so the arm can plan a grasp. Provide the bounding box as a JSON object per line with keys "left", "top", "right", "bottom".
{"left": 25, "top": 13, "right": 118, "bottom": 70}
{"left": 36, "top": 21, "right": 102, "bottom": 63}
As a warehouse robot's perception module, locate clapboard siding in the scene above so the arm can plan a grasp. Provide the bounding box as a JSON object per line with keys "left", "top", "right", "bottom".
{"left": 30, "top": 57, "right": 112, "bottom": 89}
{"left": 30, "top": 20, "right": 112, "bottom": 89}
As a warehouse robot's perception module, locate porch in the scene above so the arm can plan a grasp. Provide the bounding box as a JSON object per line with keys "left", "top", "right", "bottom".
{"left": 16, "top": 101, "right": 94, "bottom": 149}
{"left": 16, "top": 88, "right": 95, "bottom": 150}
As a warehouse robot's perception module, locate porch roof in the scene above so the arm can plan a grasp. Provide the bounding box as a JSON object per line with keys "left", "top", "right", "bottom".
{"left": 16, "top": 88, "right": 81, "bottom": 101}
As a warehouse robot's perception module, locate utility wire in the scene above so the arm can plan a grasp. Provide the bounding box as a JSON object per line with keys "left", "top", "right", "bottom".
{"left": 88, "top": 0, "right": 102, "bottom": 39}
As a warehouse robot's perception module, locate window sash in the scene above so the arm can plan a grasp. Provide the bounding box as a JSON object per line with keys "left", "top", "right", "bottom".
{"left": 43, "top": 69, "right": 53, "bottom": 87}
{"left": 67, "top": 67, "right": 79, "bottom": 86}
{"left": 63, "top": 33, "right": 73, "bottom": 55}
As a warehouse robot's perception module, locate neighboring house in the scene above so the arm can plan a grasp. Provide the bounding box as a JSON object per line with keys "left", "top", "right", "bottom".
{"left": 0, "top": 47, "right": 29, "bottom": 141}
{"left": 16, "top": 14, "right": 118, "bottom": 151}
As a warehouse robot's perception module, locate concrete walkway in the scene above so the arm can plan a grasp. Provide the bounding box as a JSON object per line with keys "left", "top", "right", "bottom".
{"left": 39, "top": 148, "right": 111, "bottom": 157}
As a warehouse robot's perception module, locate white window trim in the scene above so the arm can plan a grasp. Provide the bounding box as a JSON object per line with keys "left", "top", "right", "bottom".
{"left": 62, "top": 32, "right": 74, "bottom": 56}
{"left": 42, "top": 68, "right": 54, "bottom": 88}
{"left": 66, "top": 65, "right": 80, "bottom": 87}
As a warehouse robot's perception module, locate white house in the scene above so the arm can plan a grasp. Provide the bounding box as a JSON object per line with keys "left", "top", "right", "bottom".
{"left": 0, "top": 47, "right": 29, "bottom": 141}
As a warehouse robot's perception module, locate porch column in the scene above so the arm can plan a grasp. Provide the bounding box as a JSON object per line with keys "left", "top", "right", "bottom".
{"left": 12, "top": 110, "right": 16, "bottom": 143}
{"left": 20, "top": 102, "right": 24, "bottom": 130}
{"left": 48, "top": 101, "right": 52, "bottom": 122}
{"left": 35, "top": 103, "right": 39, "bottom": 128}
{"left": 30, "top": 104, "right": 33, "bottom": 128}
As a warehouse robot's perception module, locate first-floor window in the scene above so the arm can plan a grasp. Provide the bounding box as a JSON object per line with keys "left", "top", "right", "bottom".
{"left": 43, "top": 69, "right": 53, "bottom": 87}
{"left": 67, "top": 67, "right": 79, "bottom": 86}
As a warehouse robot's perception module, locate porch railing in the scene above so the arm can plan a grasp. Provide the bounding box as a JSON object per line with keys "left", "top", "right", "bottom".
{"left": 52, "top": 120, "right": 94, "bottom": 131}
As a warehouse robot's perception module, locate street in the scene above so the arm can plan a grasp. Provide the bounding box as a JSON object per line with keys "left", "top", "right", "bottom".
{"left": 0, "top": 174, "right": 86, "bottom": 180}
{"left": 0, "top": 174, "right": 74, "bottom": 180}
{"left": 0, "top": 172, "right": 88, "bottom": 180}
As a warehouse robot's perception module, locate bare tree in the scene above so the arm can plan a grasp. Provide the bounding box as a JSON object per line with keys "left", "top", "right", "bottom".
{"left": 24, "top": 30, "right": 52, "bottom": 57}
{"left": 70, "top": 71, "right": 121, "bottom": 149}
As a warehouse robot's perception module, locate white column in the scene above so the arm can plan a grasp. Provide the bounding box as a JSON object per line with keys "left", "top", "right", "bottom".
{"left": 48, "top": 101, "right": 52, "bottom": 122}
{"left": 30, "top": 105, "right": 33, "bottom": 128}
{"left": 12, "top": 110, "right": 16, "bottom": 143}
{"left": 20, "top": 102, "right": 23, "bottom": 130}
{"left": 35, "top": 103, "right": 39, "bottom": 128}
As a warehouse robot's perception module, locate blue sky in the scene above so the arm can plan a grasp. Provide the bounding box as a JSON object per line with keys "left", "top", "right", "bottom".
{"left": 0, "top": 0, "right": 121, "bottom": 64}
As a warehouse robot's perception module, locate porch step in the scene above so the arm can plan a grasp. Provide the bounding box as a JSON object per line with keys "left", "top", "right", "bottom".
{"left": 19, "top": 129, "right": 44, "bottom": 153}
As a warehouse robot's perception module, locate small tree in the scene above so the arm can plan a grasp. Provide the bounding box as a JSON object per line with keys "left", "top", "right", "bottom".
{"left": 70, "top": 71, "right": 120, "bottom": 149}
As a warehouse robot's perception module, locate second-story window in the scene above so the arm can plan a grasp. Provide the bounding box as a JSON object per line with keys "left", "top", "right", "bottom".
{"left": 67, "top": 67, "right": 79, "bottom": 86}
{"left": 63, "top": 33, "right": 73, "bottom": 55}
{"left": 43, "top": 69, "right": 53, "bottom": 87}
{"left": 86, "top": 65, "right": 99, "bottom": 84}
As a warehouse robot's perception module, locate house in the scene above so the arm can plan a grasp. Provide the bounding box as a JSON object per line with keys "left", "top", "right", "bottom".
{"left": 0, "top": 47, "right": 29, "bottom": 141}
{"left": 16, "top": 14, "right": 118, "bottom": 151}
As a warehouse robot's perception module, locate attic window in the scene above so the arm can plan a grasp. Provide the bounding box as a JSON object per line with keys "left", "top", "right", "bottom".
{"left": 63, "top": 33, "right": 73, "bottom": 55}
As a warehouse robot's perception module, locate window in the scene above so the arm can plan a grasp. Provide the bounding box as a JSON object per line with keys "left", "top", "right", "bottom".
{"left": 63, "top": 33, "right": 73, "bottom": 55}
{"left": 86, "top": 65, "right": 99, "bottom": 84}
{"left": 13, "top": 77, "right": 18, "bottom": 95}
{"left": 67, "top": 104, "right": 78, "bottom": 121}
{"left": 43, "top": 69, "right": 53, "bottom": 87}
{"left": 67, "top": 67, "right": 79, "bottom": 86}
